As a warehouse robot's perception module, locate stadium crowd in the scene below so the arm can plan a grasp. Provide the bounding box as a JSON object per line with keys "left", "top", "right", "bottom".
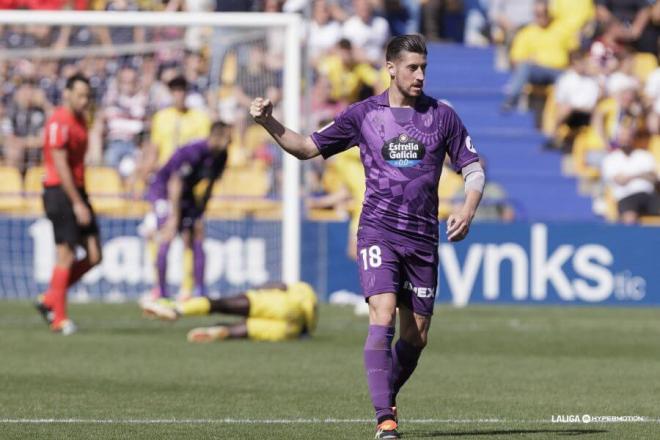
{"left": 0, "top": 0, "right": 659, "bottom": 223}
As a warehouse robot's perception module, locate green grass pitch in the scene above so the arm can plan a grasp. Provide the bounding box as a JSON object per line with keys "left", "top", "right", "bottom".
{"left": 1, "top": 302, "right": 659, "bottom": 439}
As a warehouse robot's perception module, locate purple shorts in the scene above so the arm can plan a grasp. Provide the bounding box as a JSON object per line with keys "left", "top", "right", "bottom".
{"left": 153, "top": 199, "right": 201, "bottom": 231}
{"left": 357, "top": 235, "right": 438, "bottom": 316}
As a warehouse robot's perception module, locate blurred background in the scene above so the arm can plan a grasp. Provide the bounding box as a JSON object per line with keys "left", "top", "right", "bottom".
{"left": 0, "top": 0, "right": 658, "bottom": 306}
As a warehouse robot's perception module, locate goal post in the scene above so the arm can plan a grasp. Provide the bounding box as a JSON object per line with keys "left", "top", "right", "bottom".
{"left": 0, "top": 10, "right": 302, "bottom": 288}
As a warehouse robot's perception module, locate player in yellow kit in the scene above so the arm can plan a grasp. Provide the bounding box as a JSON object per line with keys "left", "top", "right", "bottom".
{"left": 140, "top": 281, "right": 318, "bottom": 342}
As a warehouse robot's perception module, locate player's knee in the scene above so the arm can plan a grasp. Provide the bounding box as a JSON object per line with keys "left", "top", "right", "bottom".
{"left": 368, "top": 306, "right": 396, "bottom": 326}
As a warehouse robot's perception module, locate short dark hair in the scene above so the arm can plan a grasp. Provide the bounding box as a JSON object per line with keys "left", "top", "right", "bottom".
{"left": 338, "top": 38, "right": 352, "bottom": 51}
{"left": 210, "top": 120, "right": 231, "bottom": 133}
{"left": 386, "top": 34, "right": 427, "bottom": 61}
{"left": 167, "top": 75, "right": 187, "bottom": 90}
{"left": 65, "top": 73, "right": 90, "bottom": 90}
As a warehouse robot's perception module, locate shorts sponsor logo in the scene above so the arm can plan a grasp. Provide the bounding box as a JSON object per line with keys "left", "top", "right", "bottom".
{"left": 382, "top": 133, "right": 426, "bottom": 167}
{"left": 403, "top": 280, "right": 436, "bottom": 298}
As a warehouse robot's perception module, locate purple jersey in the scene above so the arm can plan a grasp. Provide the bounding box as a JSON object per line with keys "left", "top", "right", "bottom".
{"left": 148, "top": 139, "right": 227, "bottom": 210}
{"left": 311, "top": 90, "right": 479, "bottom": 246}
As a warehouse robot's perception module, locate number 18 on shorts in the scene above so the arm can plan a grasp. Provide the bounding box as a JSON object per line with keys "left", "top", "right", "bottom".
{"left": 356, "top": 238, "right": 438, "bottom": 316}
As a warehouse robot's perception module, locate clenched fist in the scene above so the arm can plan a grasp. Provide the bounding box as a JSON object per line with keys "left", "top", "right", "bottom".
{"left": 250, "top": 97, "right": 273, "bottom": 124}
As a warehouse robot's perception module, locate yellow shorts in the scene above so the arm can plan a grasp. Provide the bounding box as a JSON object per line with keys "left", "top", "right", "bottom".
{"left": 246, "top": 289, "right": 304, "bottom": 322}
{"left": 246, "top": 318, "right": 303, "bottom": 342}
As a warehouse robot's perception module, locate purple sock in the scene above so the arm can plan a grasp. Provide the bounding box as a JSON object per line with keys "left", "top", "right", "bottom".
{"left": 193, "top": 240, "right": 206, "bottom": 296}
{"left": 156, "top": 242, "right": 170, "bottom": 298}
{"left": 364, "top": 325, "right": 395, "bottom": 422}
{"left": 391, "top": 338, "right": 423, "bottom": 404}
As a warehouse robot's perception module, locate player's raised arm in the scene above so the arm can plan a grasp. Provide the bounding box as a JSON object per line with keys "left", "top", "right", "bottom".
{"left": 249, "top": 97, "right": 320, "bottom": 160}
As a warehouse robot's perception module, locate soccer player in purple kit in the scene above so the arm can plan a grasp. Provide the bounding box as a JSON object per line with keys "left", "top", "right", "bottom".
{"left": 147, "top": 121, "right": 232, "bottom": 300}
{"left": 250, "top": 35, "right": 485, "bottom": 439}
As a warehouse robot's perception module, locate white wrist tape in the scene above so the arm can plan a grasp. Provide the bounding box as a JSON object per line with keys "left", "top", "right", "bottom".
{"left": 462, "top": 161, "right": 485, "bottom": 194}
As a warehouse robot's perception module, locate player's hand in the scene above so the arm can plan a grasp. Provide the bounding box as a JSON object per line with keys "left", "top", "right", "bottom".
{"left": 250, "top": 97, "right": 273, "bottom": 124}
{"left": 73, "top": 201, "right": 92, "bottom": 226}
{"left": 446, "top": 211, "right": 472, "bottom": 242}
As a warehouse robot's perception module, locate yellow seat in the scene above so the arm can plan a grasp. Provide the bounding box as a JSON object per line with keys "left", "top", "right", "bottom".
{"left": 0, "top": 166, "right": 24, "bottom": 212}
{"left": 649, "top": 135, "right": 660, "bottom": 173}
{"left": 573, "top": 126, "right": 606, "bottom": 180}
{"left": 541, "top": 86, "right": 556, "bottom": 137}
{"left": 438, "top": 166, "right": 464, "bottom": 219}
{"left": 213, "top": 167, "right": 270, "bottom": 198}
{"left": 85, "top": 167, "right": 125, "bottom": 215}
{"left": 23, "top": 166, "right": 44, "bottom": 214}
{"left": 633, "top": 52, "right": 658, "bottom": 83}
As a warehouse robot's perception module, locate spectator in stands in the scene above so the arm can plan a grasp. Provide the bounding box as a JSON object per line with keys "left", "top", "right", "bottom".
{"left": 421, "top": 0, "right": 464, "bottom": 42}
{"left": 643, "top": 66, "right": 660, "bottom": 134}
{"left": 501, "top": 0, "right": 577, "bottom": 112}
{"left": 382, "top": 0, "right": 421, "bottom": 36}
{"left": 549, "top": 0, "right": 595, "bottom": 39}
{"left": 596, "top": 0, "right": 660, "bottom": 55}
{"left": 488, "top": 0, "right": 534, "bottom": 70}
{"left": 464, "top": 0, "right": 491, "bottom": 47}
{"left": 136, "top": 75, "right": 211, "bottom": 190}
{"left": 601, "top": 123, "right": 660, "bottom": 224}
{"left": 97, "top": 0, "right": 145, "bottom": 47}
{"left": 307, "top": 0, "right": 343, "bottom": 65}
{"left": 317, "top": 38, "right": 380, "bottom": 104}
{"left": 341, "top": 0, "right": 390, "bottom": 64}
{"left": 592, "top": 72, "right": 643, "bottom": 148}
{"left": 234, "top": 45, "right": 280, "bottom": 124}
{"left": 101, "top": 66, "right": 148, "bottom": 175}
{"left": 183, "top": 50, "right": 210, "bottom": 110}
{"left": 1, "top": 80, "right": 46, "bottom": 172}
{"left": 549, "top": 50, "right": 601, "bottom": 152}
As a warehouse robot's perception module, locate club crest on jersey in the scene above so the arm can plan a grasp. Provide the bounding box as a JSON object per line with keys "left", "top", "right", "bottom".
{"left": 381, "top": 133, "right": 426, "bottom": 168}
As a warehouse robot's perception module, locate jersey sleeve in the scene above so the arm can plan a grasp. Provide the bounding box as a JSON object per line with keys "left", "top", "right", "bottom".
{"left": 311, "top": 105, "right": 361, "bottom": 159}
{"left": 443, "top": 105, "right": 480, "bottom": 172}
{"left": 44, "top": 117, "right": 69, "bottom": 150}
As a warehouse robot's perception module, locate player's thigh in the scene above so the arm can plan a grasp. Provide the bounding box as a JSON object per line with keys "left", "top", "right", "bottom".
{"left": 398, "top": 304, "right": 432, "bottom": 348}
{"left": 399, "top": 247, "right": 438, "bottom": 317}
{"left": 246, "top": 318, "right": 301, "bottom": 342}
{"left": 356, "top": 239, "right": 401, "bottom": 299}
{"left": 43, "top": 186, "right": 81, "bottom": 248}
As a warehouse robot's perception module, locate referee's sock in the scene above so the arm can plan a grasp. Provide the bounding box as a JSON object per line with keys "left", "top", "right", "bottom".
{"left": 45, "top": 266, "right": 70, "bottom": 325}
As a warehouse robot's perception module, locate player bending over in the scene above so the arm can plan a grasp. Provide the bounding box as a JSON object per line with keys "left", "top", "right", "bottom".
{"left": 250, "top": 35, "right": 485, "bottom": 439}
{"left": 36, "top": 74, "right": 101, "bottom": 335}
{"left": 147, "top": 121, "right": 231, "bottom": 299}
{"left": 141, "top": 282, "right": 318, "bottom": 342}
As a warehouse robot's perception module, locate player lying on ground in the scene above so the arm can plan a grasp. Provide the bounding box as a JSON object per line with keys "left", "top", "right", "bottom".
{"left": 36, "top": 74, "right": 101, "bottom": 335}
{"left": 146, "top": 121, "right": 231, "bottom": 299}
{"left": 140, "top": 282, "right": 318, "bottom": 342}
{"left": 250, "top": 34, "right": 484, "bottom": 439}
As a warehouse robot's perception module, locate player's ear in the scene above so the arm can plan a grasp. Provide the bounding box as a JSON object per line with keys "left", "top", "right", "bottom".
{"left": 386, "top": 60, "right": 395, "bottom": 78}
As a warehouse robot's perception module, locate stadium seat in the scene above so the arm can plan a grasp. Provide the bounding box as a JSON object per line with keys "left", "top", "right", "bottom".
{"left": 438, "top": 167, "right": 463, "bottom": 219}
{"left": 649, "top": 135, "right": 660, "bottom": 172}
{"left": 573, "top": 126, "right": 606, "bottom": 180}
{"left": 0, "top": 166, "right": 24, "bottom": 212}
{"left": 541, "top": 86, "right": 556, "bottom": 137}
{"left": 23, "top": 166, "right": 44, "bottom": 214}
{"left": 85, "top": 167, "right": 126, "bottom": 215}
{"left": 206, "top": 168, "right": 273, "bottom": 218}
{"left": 632, "top": 52, "right": 658, "bottom": 83}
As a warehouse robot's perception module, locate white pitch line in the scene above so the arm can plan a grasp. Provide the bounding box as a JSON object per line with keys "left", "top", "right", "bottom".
{"left": 1, "top": 418, "right": 659, "bottom": 425}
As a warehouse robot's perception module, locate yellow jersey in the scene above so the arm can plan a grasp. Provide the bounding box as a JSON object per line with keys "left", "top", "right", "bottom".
{"left": 150, "top": 107, "right": 211, "bottom": 165}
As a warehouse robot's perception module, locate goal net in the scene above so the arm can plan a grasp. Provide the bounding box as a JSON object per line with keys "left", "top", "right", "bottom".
{"left": 0, "top": 10, "right": 302, "bottom": 301}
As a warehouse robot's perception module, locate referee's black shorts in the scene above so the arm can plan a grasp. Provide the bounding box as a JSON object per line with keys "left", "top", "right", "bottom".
{"left": 43, "top": 185, "right": 100, "bottom": 247}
